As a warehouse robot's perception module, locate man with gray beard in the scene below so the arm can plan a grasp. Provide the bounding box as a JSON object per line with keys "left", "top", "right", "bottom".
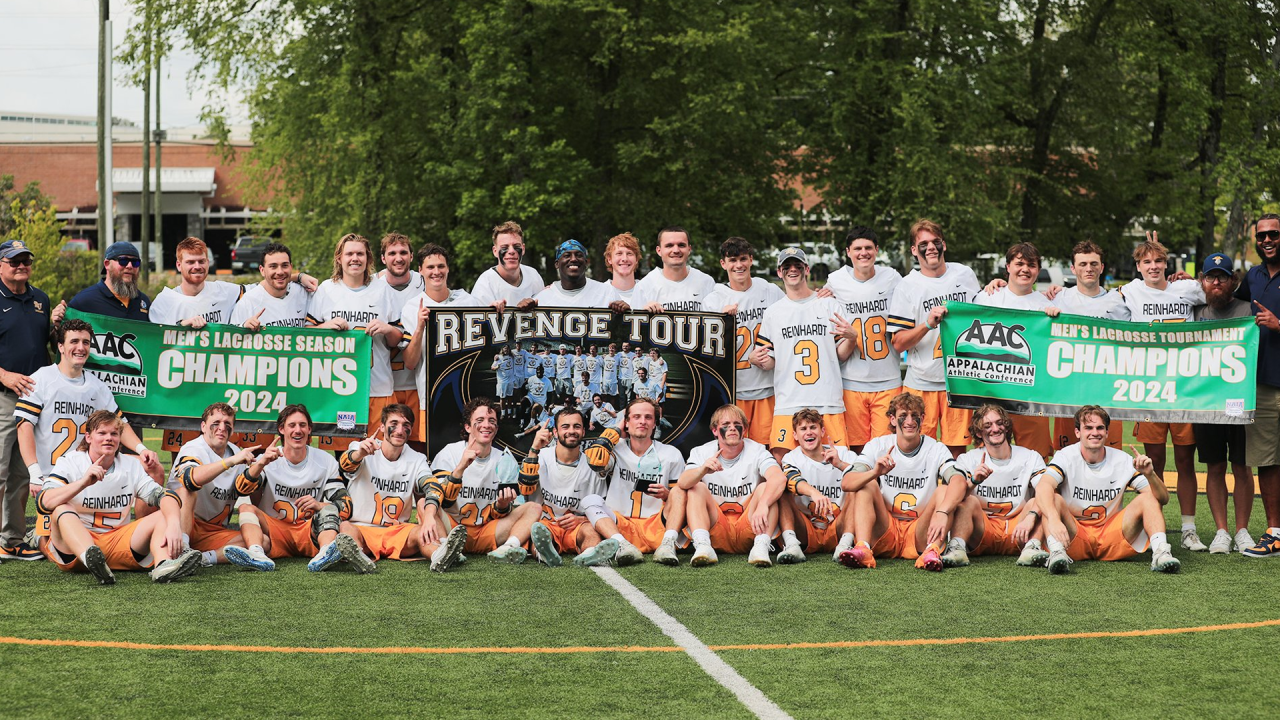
{"left": 69, "top": 242, "right": 152, "bottom": 320}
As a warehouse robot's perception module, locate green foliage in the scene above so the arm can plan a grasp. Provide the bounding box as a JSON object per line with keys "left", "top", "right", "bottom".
{"left": 2, "top": 196, "right": 98, "bottom": 304}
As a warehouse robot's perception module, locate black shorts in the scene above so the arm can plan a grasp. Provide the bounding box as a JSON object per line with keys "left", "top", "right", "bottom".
{"left": 1193, "top": 423, "right": 1245, "bottom": 466}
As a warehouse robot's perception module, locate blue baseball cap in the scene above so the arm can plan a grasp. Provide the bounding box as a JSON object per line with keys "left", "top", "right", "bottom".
{"left": 0, "top": 239, "right": 33, "bottom": 260}
{"left": 556, "top": 239, "right": 588, "bottom": 260}
{"left": 1201, "top": 252, "right": 1233, "bottom": 276}
{"left": 104, "top": 241, "right": 140, "bottom": 260}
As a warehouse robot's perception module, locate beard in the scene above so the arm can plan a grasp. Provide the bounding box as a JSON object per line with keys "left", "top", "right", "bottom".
{"left": 1205, "top": 283, "right": 1234, "bottom": 309}
{"left": 109, "top": 276, "right": 138, "bottom": 300}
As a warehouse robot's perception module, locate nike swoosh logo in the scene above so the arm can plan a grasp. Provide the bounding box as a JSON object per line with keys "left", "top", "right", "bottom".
{"left": 2, "top": 308, "right": 9, "bottom": 313}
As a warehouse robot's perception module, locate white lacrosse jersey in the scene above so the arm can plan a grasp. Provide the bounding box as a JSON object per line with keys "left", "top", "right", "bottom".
{"left": 150, "top": 281, "right": 244, "bottom": 326}
{"left": 606, "top": 439, "right": 686, "bottom": 519}
{"left": 308, "top": 279, "right": 402, "bottom": 397}
{"left": 15, "top": 366, "right": 123, "bottom": 477}
{"left": 825, "top": 266, "right": 903, "bottom": 392}
{"left": 635, "top": 267, "right": 716, "bottom": 312}
{"left": 703, "top": 278, "right": 786, "bottom": 400}
{"left": 378, "top": 270, "right": 426, "bottom": 392}
{"left": 685, "top": 438, "right": 780, "bottom": 510}
{"left": 1119, "top": 279, "right": 1205, "bottom": 322}
{"left": 1043, "top": 443, "right": 1148, "bottom": 524}
{"left": 168, "top": 436, "right": 243, "bottom": 526}
{"left": 431, "top": 441, "right": 521, "bottom": 527}
{"left": 953, "top": 445, "right": 1044, "bottom": 518}
{"left": 231, "top": 282, "right": 311, "bottom": 328}
{"left": 857, "top": 434, "right": 958, "bottom": 520}
{"left": 341, "top": 443, "right": 431, "bottom": 527}
{"left": 757, "top": 294, "right": 847, "bottom": 414}
{"left": 782, "top": 446, "right": 859, "bottom": 527}
{"left": 534, "top": 279, "right": 623, "bottom": 309}
{"left": 532, "top": 447, "right": 608, "bottom": 517}
{"left": 471, "top": 265, "right": 544, "bottom": 306}
{"left": 43, "top": 451, "right": 164, "bottom": 533}
{"left": 253, "top": 447, "right": 344, "bottom": 521}
{"left": 974, "top": 286, "right": 1053, "bottom": 312}
{"left": 1052, "top": 286, "right": 1130, "bottom": 321}
{"left": 888, "top": 263, "right": 980, "bottom": 391}
{"left": 400, "top": 288, "right": 479, "bottom": 407}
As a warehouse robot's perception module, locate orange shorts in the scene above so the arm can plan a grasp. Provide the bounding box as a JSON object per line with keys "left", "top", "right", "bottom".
{"left": 870, "top": 516, "right": 921, "bottom": 559}
{"left": 973, "top": 515, "right": 1020, "bottom": 556}
{"left": 463, "top": 522, "right": 501, "bottom": 554}
{"left": 189, "top": 517, "right": 244, "bottom": 552}
{"left": 317, "top": 395, "right": 395, "bottom": 451}
{"left": 352, "top": 523, "right": 418, "bottom": 560}
{"left": 1066, "top": 512, "right": 1147, "bottom": 562}
{"left": 1011, "top": 414, "right": 1052, "bottom": 460}
{"left": 42, "top": 519, "right": 146, "bottom": 571}
{"left": 547, "top": 521, "right": 587, "bottom": 555}
{"left": 798, "top": 507, "right": 843, "bottom": 554}
{"left": 616, "top": 512, "right": 667, "bottom": 553}
{"left": 843, "top": 388, "right": 900, "bottom": 447}
{"left": 1053, "top": 417, "right": 1123, "bottom": 451}
{"left": 736, "top": 396, "right": 776, "bottom": 446}
{"left": 903, "top": 388, "right": 971, "bottom": 447}
{"left": 770, "top": 413, "right": 848, "bottom": 451}
{"left": 714, "top": 506, "right": 749, "bottom": 554}
{"left": 263, "top": 515, "right": 317, "bottom": 559}
{"left": 1134, "top": 421, "right": 1194, "bottom": 446}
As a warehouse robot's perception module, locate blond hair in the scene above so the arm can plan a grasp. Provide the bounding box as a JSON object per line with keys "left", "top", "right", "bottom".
{"left": 331, "top": 233, "right": 373, "bottom": 285}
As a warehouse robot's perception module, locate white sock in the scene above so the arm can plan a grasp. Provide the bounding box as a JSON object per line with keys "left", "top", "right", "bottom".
{"left": 181, "top": 533, "right": 192, "bottom": 550}
{"left": 1269, "top": 527, "right": 1280, "bottom": 536}
{"left": 610, "top": 533, "right": 625, "bottom": 544}
{"left": 431, "top": 544, "right": 447, "bottom": 564}
{"left": 1151, "top": 532, "right": 1167, "bottom": 549}
{"left": 1181, "top": 516, "right": 1196, "bottom": 531}
{"left": 200, "top": 550, "right": 217, "bottom": 567}
{"left": 840, "top": 532, "right": 854, "bottom": 546}
{"left": 249, "top": 544, "right": 265, "bottom": 554}
{"left": 1047, "top": 536, "right": 1065, "bottom": 553}
{"left": 315, "top": 541, "right": 331, "bottom": 555}
{"left": 502, "top": 536, "right": 520, "bottom": 549}
{"left": 782, "top": 530, "right": 799, "bottom": 546}
{"left": 692, "top": 529, "right": 711, "bottom": 546}
{"left": 78, "top": 549, "right": 88, "bottom": 564}
{"left": 1025, "top": 538, "right": 1041, "bottom": 549}
{"left": 953, "top": 537, "right": 967, "bottom": 551}
{"left": 662, "top": 530, "right": 678, "bottom": 543}
{"left": 754, "top": 533, "right": 770, "bottom": 547}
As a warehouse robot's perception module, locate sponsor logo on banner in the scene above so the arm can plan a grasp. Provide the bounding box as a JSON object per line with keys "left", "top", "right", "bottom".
{"left": 945, "top": 319, "right": 1036, "bottom": 386}
{"left": 85, "top": 331, "right": 148, "bottom": 397}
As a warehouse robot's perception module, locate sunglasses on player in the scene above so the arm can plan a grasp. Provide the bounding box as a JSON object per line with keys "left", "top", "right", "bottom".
{"left": 1256, "top": 230, "right": 1280, "bottom": 242}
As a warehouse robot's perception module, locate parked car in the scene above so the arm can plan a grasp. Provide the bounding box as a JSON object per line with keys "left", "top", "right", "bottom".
{"left": 60, "top": 238, "right": 92, "bottom": 254}
{"left": 230, "top": 236, "right": 271, "bottom": 271}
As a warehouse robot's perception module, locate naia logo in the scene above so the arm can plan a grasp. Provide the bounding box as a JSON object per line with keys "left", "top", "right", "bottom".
{"left": 945, "top": 319, "right": 1036, "bottom": 386}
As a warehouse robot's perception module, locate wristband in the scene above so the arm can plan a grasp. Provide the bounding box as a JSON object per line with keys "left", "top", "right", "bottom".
{"left": 27, "top": 463, "right": 41, "bottom": 482}
{"left": 935, "top": 509, "right": 950, "bottom": 515}
{"left": 220, "top": 459, "right": 231, "bottom": 472}
{"left": 134, "top": 442, "right": 148, "bottom": 454}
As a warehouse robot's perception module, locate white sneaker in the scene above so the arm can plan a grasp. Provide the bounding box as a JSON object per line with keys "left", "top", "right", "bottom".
{"left": 430, "top": 524, "right": 467, "bottom": 573}
{"left": 832, "top": 535, "right": 853, "bottom": 562}
{"left": 1181, "top": 528, "right": 1207, "bottom": 552}
{"left": 1234, "top": 528, "right": 1256, "bottom": 554}
{"left": 691, "top": 542, "right": 718, "bottom": 567}
{"left": 1151, "top": 542, "right": 1181, "bottom": 573}
{"left": 777, "top": 540, "right": 806, "bottom": 564}
{"left": 940, "top": 538, "right": 970, "bottom": 568}
{"left": 1047, "top": 547, "right": 1072, "bottom": 575}
{"left": 653, "top": 537, "right": 679, "bottom": 566}
{"left": 1016, "top": 540, "right": 1049, "bottom": 567}
{"left": 1208, "top": 529, "right": 1232, "bottom": 554}
{"left": 748, "top": 542, "right": 772, "bottom": 568}
{"left": 614, "top": 538, "right": 644, "bottom": 567}
{"left": 335, "top": 533, "right": 377, "bottom": 574}
{"left": 225, "top": 545, "right": 276, "bottom": 572}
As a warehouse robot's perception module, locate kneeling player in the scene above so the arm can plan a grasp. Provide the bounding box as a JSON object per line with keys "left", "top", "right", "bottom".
{"left": 427, "top": 397, "right": 547, "bottom": 564}
{"left": 1036, "top": 405, "right": 1180, "bottom": 574}
{"left": 339, "top": 404, "right": 467, "bottom": 572}
{"left": 837, "top": 392, "right": 963, "bottom": 571}
{"left": 779, "top": 409, "right": 858, "bottom": 563}
{"left": 38, "top": 411, "right": 200, "bottom": 584}
{"left": 679, "top": 405, "right": 788, "bottom": 567}
{"left": 932, "top": 404, "right": 1048, "bottom": 568}
{"left": 169, "top": 402, "right": 274, "bottom": 570}
{"left": 235, "top": 405, "right": 375, "bottom": 573}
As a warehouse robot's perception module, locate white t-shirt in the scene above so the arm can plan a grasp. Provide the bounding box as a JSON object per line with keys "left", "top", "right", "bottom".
{"left": 308, "top": 279, "right": 402, "bottom": 397}
{"left": 471, "top": 265, "right": 544, "bottom": 306}
{"left": 605, "top": 439, "right": 685, "bottom": 519}
{"left": 703, "top": 278, "right": 787, "bottom": 400}
{"left": 781, "top": 446, "right": 859, "bottom": 527}
{"left": 974, "top": 286, "right": 1054, "bottom": 312}
{"left": 953, "top": 445, "right": 1044, "bottom": 518}
{"left": 340, "top": 443, "right": 432, "bottom": 527}
{"left": 1052, "top": 286, "right": 1130, "bottom": 321}
{"left": 150, "top": 281, "right": 244, "bottom": 325}
{"left": 534, "top": 279, "right": 623, "bottom": 309}
{"left": 231, "top": 282, "right": 311, "bottom": 328}
{"left": 635, "top": 267, "right": 716, "bottom": 312}
{"left": 43, "top": 451, "right": 164, "bottom": 533}
{"left": 168, "top": 436, "right": 242, "bottom": 525}
{"left": 378, "top": 271, "right": 427, "bottom": 392}
{"left": 15, "top": 366, "right": 123, "bottom": 477}
{"left": 399, "top": 288, "right": 479, "bottom": 407}
{"left": 685, "top": 438, "right": 779, "bottom": 509}
{"left": 856, "top": 434, "right": 958, "bottom": 520}
{"left": 251, "top": 447, "right": 344, "bottom": 521}
{"left": 612, "top": 280, "right": 652, "bottom": 309}
{"left": 431, "top": 441, "right": 521, "bottom": 528}
{"left": 825, "top": 266, "right": 903, "bottom": 392}
{"left": 1043, "top": 443, "right": 1148, "bottom": 523}
{"left": 532, "top": 447, "right": 608, "bottom": 517}
{"left": 1119, "top": 279, "right": 1205, "bottom": 322}
{"left": 887, "top": 263, "right": 980, "bottom": 391}
{"left": 757, "top": 294, "right": 848, "bottom": 414}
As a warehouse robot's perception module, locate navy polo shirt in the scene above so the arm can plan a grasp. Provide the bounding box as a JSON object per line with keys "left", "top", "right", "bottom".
{"left": 69, "top": 281, "right": 151, "bottom": 321}
{"left": 1235, "top": 264, "right": 1280, "bottom": 388}
{"left": 0, "top": 281, "right": 52, "bottom": 378}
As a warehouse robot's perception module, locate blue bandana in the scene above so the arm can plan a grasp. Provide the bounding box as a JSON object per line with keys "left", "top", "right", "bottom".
{"left": 556, "top": 239, "right": 588, "bottom": 260}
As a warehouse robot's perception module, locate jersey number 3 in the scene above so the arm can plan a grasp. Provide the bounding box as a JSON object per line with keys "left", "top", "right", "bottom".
{"left": 794, "top": 340, "right": 820, "bottom": 385}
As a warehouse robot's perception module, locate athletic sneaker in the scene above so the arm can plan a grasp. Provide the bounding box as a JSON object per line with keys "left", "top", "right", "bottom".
{"left": 1150, "top": 542, "right": 1181, "bottom": 573}
{"left": 914, "top": 546, "right": 943, "bottom": 572}
{"left": 573, "top": 538, "right": 620, "bottom": 567}
{"left": 777, "top": 540, "right": 806, "bottom": 564}
{"left": 1181, "top": 528, "right": 1207, "bottom": 552}
{"left": 748, "top": 542, "right": 773, "bottom": 568}
{"left": 0, "top": 540, "right": 43, "bottom": 561}
{"left": 307, "top": 541, "right": 342, "bottom": 572}
{"left": 1234, "top": 528, "right": 1256, "bottom": 555}
{"left": 82, "top": 545, "right": 115, "bottom": 585}
{"left": 837, "top": 542, "right": 876, "bottom": 569}
{"left": 1016, "top": 539, "right": 1049, "bottom": 567}
{"left": 334, "top": 533, "right": 377, "bottom": 574}
{"left": 1208, "top": 529, "right": 1232, "bottom": 554}
{"left": 1242, "top": 531, "right": 1280, "bottom": 558}
{"left": 653, "top": 537, "right": 679, "bottom": 566}
{"left": 613, "top": 538, "right": 644, "bottom": 567}
{"left": 431, "top": 525, "right": 467, "bottom": 573}
{"left": 1047, "top": 547, "right": 1072, "bottom": 575}
{"left": 487, "top": 544, "right": 528, "bottom": 564}
{"left": 690, "top": 542, "right": 718, "bottom": 567}
{"left": 530, "top": 522, "right": 562, "bottom": 567}
{"left": 150, "top": 549, "right": 202, "bottom": 583}
{"left": 940, "top": 538, "right": 970, "bottom": 568}
{"left": 832, "top": 535, "right": 854, "bottom": 563}
{"left": 224, "top": 545, "right": 276, "bottom": 571}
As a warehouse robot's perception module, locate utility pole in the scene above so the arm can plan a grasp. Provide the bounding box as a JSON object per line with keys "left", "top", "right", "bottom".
{"left": 97, "top": 0, "right": 113, "bottom": 259}
{"left": 140, "top": 0, "right": 151, "bottom": 283}
{"left": 154, "top": 43, "right": 163, "bottom": 273}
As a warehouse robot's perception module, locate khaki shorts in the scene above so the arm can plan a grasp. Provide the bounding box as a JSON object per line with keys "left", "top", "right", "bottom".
{"left": 1246, "top": 383, "right": 1280, "bottom": 467}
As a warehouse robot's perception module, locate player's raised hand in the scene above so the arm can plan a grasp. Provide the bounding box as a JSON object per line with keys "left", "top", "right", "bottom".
{"left": 973, "top": 451, "right": 992, "bottom": 483}
{"left": 458, "top": 439, "right": 483, "bottom": 469}
{"left": 821, "top": 444, "right": 841, "bottom": 466}
{"left": 830, "top": 313, "right": 861, "bottom": 352}
{"left": 417, "top": 298, "right": 431, "bottom": 325}
{"left": 257, "top": 437, "right": 282, "bottom": 466}
{"left": 531, "top": 427, "right": 554, "bottom": 451}
{"left": 140, "top": 451, "right": 164, "bottom": 477}
{"left": 51, "top": 299, "right": 66, "bottom": 325}
{"left": 83, "top": 457, "right": 108, "bottom": 485}
{"left": 1254, "top": 301, "right": 1280, "bottom": 331}
{"left": 1130, "top": 444, "right": 1154, "bottom": 475}
{"left": 243, "top": 307, "right": 266, "bottom": 333}
{"left": 874, "top": 452, "right": 896, "bottom": 476}
{"left": 231, "top": 445, "right": 261, "bottom": 466}
{"left": 357, "top": 434, "right": 380, "bottom": 459}
{"left": 1145, "top": 230, "right": 1160, "bottom": 245}
{"left": 702, "top": 449, "right": 724, "bottom": 476}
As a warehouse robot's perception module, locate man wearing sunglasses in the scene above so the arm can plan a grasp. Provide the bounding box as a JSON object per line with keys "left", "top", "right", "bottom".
{"left": 0, "top": 239, "right": 64, "bottom": 560}
{"left": 69, "top": 241, "right": 151, "bottom": 320}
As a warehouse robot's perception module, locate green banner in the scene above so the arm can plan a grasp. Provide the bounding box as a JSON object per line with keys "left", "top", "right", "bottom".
{"left": 940, "top": 302, "right": 1257, "bottom": 424}
{"left": 68, "top": 309, "right": 371, "bottom": 435}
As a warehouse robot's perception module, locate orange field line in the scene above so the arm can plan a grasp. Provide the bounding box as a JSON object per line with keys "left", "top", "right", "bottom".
{"left": 2, "top": 617, "right": 1276, "bottom": 656}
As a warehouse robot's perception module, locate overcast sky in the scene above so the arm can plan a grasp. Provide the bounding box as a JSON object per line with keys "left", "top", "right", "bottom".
{"left": 1, "top": 0, "right": 246, "bottom": 128}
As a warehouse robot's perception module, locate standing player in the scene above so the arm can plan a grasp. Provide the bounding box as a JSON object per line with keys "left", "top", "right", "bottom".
{"left": 703, "top": 237, "right": 785, "bottom": 445}
{"left": 471, "top": 221, "right": 543, "bottom": 311}
{"left": 149, "top": 237, "right": 245, "bottom": 327}
{"left": 604, "top": 232, "right": 653, "bottom": 308}
{"left": 575, "top": 370, "right": 595, "bottom": 413}
{"left": 600, "top": 345, "right": 620, "bottom": 406}
{"left": 555, "top": 345, "right": 574, "bottom": 400}
{"left": 492, "top": 346, "right": 516, "bottom": 419}
{"left": 779, "top": 409, "right": 858, "bottom": 562}
{"left": 376, "top": 233, "right": 426, "bottom": 409}
{"left": 231, "top": 242, "right": 314, "bottom": 330}
{"left": 837, "top": 392, "right": 964, "bottom": 571}
{"left": 679, "top": 405, "right": 788, "bottom": 567}
{"left": 526, "top": 366, "right": 552, "bottom": 418}
{"left": 427, "top": 398, "right": 548, "bottom": 563}
{"left": 753, "top": 247, "right": 854, "bottom": 461}
{"left": 616, "top": 342, "right": 635, "bottom": 404}
{"left": 1035, "top": 405, "right": 1180, "bottom": 574}
{"left": 37, "top": 411, "right": 199, "bottom": 584}
{"left": 824, "top": 228, "right": 902, "bottom": 452}
{"left": 1118, "top": 233, "right": 1205, "bottom": 551}
{"left": 234, "top": 405, "right": 375, "bottom": 573}
{"left": 635, "top": 227, "right": 716, "bottom": 312}
{"left": 887, "top": 219, "right": 981, "bottom": 456}
{"left": 534, "top": 240, "right": 627, "bottom": 310}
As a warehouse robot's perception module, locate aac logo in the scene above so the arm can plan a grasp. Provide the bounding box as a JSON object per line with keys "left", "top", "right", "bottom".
{"left": 954, "top": 319, "right": 1033, "bottom": 365}
{"left": 87, "top": 331, "right": 143, "bottom": 374}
